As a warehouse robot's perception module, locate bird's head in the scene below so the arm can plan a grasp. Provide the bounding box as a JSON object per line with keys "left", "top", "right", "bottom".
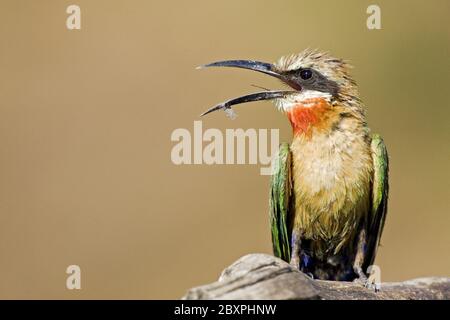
{"left": 199, "top": 50, "right": 363, "bottom": 134}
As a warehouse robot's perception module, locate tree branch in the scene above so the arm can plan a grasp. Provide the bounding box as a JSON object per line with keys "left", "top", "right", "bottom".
{"left": 182, "top": 254, "right": 450, "bottom": 300}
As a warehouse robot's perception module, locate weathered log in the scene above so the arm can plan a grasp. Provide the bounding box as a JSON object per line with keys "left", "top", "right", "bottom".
{"left": 182, "top": 254, "right": 449, "bottom": 300}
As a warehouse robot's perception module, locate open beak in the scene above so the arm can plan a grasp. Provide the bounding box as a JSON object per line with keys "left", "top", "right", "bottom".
{"left": 198, "top": 60, "right": 299, "bottom": 117}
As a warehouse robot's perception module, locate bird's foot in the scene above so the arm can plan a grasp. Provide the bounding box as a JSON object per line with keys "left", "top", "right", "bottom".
{"left": 352, "top": 274, "right": 367, "bottom": 286}
{"left": 305, "top": 272, "right": 314, "bottom": 280}
{"left": 353, "top": 268, "right": 380, "bottom": 292}
{"left": 289, "top": 257, "right": 300, "bottom": 270}
{"left": 364, "top": 277, "right": 381, "bottom": 292}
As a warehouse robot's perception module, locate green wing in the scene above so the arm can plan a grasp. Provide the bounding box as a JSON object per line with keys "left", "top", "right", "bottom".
{"left": 269, "top": 143, "right": 293, "bottom": 262}
{"left": 364, "top": 134, "right": 389, "bottom": 269}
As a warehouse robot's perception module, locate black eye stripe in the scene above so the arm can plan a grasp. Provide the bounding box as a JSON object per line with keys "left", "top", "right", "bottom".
{"left": 283, "top": 68, "right": 340, "bottom": 96}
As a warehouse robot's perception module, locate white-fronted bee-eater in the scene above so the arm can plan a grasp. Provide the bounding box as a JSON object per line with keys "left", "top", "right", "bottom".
{"left": 199, "top": 49, "right": 389, "bottom": 287}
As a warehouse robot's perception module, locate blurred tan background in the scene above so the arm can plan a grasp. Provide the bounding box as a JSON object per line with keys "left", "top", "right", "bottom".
{"left": 0, "top": 0, "right": 448, "bottom": 299}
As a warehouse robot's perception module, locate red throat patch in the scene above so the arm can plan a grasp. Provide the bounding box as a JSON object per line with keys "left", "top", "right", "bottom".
{"left": 286, "top": 98, "right": 333, "bottom": 136}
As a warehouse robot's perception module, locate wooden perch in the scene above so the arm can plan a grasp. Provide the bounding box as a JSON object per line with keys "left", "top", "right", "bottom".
{"left": 182, "top": 254, "right": 450, "bottom": 300}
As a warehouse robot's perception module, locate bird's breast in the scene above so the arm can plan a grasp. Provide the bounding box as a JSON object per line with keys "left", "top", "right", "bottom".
{"left": 290, "top": 113, "right": 373, "bottom": 255}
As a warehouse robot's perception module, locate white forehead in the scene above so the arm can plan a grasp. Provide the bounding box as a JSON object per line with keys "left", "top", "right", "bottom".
{"left": 274, "top": 49, "right": 346, "bottom": 80}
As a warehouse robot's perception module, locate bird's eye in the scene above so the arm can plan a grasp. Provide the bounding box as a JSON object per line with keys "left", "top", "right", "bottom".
{"left": 299, "top": 69, "right": 313, "bottom": 80}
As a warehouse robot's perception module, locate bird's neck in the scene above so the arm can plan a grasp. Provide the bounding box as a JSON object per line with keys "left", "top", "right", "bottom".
{"left": 286, "top": 98, "right": 338, "bottom": 136}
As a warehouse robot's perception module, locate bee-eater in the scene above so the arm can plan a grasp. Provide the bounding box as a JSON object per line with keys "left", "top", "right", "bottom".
{"left": 199, "top": 49, "right": 389, "bottom": 285}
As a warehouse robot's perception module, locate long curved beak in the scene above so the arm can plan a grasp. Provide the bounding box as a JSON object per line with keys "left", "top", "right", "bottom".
{"left": 198, "top": 60, "right": 299, "bottom": 117}
{"left": 199, "top": 90, "right": 294, "bottom": 117}
{"left": 197, "top": 60, "right": 283, "bottom": 80}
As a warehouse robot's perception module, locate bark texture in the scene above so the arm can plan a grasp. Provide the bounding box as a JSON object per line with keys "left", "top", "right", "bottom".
{"left": 182, "top": 254, "right": 450, "bottom": 300}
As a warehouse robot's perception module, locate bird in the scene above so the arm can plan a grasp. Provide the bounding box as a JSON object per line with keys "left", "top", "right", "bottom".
{"left": 198, "top": 49, "right": 389, "bottom": 287}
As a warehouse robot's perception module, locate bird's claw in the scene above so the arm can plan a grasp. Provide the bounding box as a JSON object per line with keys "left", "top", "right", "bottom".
{"left": 364, "top": 279, "right": 381, "bottom": 292}
{"left": 353, "top": 273, "right": 380, "bottom": 292}
{"left": 353, "top": 275, "right": 367, "bottom": 285}
{"left": 305, "top": 272, "right": 314, "bottom": 279}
